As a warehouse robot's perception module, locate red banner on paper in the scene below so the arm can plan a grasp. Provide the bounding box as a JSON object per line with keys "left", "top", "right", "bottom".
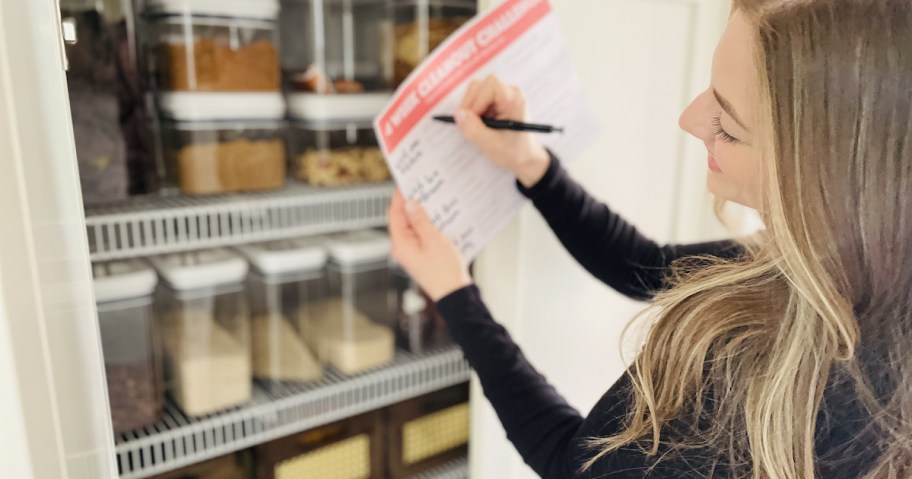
{"left": 376, "top": 0, "right": 552, "bottom": 152}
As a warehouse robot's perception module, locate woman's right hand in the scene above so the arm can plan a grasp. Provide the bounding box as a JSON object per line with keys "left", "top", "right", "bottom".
{"left": 454, "top": 75, "right": 551, "bottom": 188}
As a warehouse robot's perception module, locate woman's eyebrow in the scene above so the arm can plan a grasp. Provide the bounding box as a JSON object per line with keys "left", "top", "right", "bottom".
{"left": 713, "top": 88, "right": 749, "bottom": 131}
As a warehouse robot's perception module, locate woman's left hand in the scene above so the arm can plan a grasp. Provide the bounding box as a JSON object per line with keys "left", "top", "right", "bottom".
{"left": 388, "top": 190, "right": 472, "bottom": 301}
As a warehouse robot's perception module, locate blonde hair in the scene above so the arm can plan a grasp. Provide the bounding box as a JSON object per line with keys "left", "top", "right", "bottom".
{"left": 587, "top": 2, "right": 912, "bottom": 477}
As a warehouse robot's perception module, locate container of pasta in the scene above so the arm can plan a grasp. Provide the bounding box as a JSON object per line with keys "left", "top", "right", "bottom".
{"left": 255, "top": 411, "right": 385, "bottom": 479}
{"left": 145, "top": 0, "right": 281, "bottom": 92}
{"left": 238, "top": 238, "right": 329, "bottom": 388}
{"left": 386, "top": 383, "right": 470, "bottom": 477}
{"left": 288, "top": 118, "right": 390, "bottom": 187}
{"left": 151, "top": 248, "right": 252, "bottom": 417}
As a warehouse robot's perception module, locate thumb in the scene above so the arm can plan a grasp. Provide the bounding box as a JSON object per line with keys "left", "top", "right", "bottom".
{"left": 405, "top": 200, "right": 439, "bottom": 242}
{"left": 455, "top": 109, "right": 497, "bottom": 148}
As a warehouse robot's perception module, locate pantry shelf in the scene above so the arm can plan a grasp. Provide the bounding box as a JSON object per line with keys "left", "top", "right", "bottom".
{"left": 115, "top": 346, "right": 469, "bottom": 479}
{"left": 85, "top": 182, "right": 394, "bottom": 262}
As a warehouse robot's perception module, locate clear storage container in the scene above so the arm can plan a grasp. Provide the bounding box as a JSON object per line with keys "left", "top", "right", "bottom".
{"left": 288, "top": 119, "right": 390, "bottom": 186}
{"left": 160, "top": 118, "right": 287, "bottom": 195}
{"left": 392, "top": 0, "right": 476, "bottom": 86}
{"left": 280, "top": 0, "right": 392, "bottom": 94}
{"left": 395, "top": 269, "right": 450, "bottom": 354}
{"left": 238, "top": 238, "right": 329, "bottom": 387}
{"left": 320, "top": 230, "right": 396, "bottom": 375}
{"left": 93, "top": 260, "right": 163, "bottom": 435}
{"left": 151, "top": 249, "right": 252, "bottom": 417}
{"left": 145, "top": 0, "right": 281, "bottom": 92}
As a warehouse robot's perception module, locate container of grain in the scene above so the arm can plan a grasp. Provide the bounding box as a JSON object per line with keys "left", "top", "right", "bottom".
{"left": 151, "top": 248, "right": 252, "bottom": 417}
{"left": 237, "top": 238, "right": 329, "bottom": 388}
{"left": 391, "top": 0, "right": 476, "bottom": 87}
{"left": 145, "top": 0, "right": 281, "bottom": 92}
{"left": 318, "top": 230, "right": 396, "bottom": 375}
{"left": 93, "top": 260, "right": 163, "bottom": 435}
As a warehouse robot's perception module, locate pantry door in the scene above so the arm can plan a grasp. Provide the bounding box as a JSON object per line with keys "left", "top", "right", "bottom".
{"left": 0, "top": 0, "right": 117, "bottom": 478}
{"left": 471, "top": 0, "right": 731, "bottom": 478}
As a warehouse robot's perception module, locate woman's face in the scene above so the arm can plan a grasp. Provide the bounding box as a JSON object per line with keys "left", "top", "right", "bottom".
{"left": 679, "top": 11, "right": 763, "bottom": 209}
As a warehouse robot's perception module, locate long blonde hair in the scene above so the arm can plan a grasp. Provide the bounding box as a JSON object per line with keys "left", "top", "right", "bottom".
{"left": 587, "top": 2, "right": 912, "bottom": 477}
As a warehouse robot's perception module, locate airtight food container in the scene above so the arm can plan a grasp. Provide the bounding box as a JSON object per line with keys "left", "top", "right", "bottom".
{"left": 288, "top": 118, "right": 389, "bottom": 186}
{"left": 93, "top": 260, "right": 163, "bottom": 434}
{"left": 145, "top": 0, "right": 281, "bottom": 92}
{"left": 313, "top": 230, "right": 396, "bottom": 375}
{"left": 394, "top": 268, "right": 450, "bottom": 354}
{"left": 151, "top": 248, "right": 252, "bottom": 417}
{"left": 392, "top": 0, "right": 476, "bottom": 86}
{"left": 238, "top": 238, "right": 329, "bottom": 388}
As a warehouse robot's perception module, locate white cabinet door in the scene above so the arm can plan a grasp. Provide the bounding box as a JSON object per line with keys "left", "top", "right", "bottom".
{"left": 471, "top": 1, "right": 729, "bottom": 477}
{"left": 0, "top": 1, "right": 117, "bottom": 478}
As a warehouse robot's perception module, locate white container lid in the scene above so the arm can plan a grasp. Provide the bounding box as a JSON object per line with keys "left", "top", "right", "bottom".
{"left": 93, "top": 261, "right": 158, "bottom": 304}
{"left": 327, "top": 230, "right": 391, "bottom": 266}
{"left": 159, "top": 92, "right": 285, "bottom": 122}
{"left": 237, "top": 238, "right": 328, "bottom": 276}
{"left": 287, "top": 92, "right": 393, "bottom": 122}
{"left": 151, "top": 248, "right": 248, "bottom": 290}
{"left": 146, "top": 0, "right": 280, "bottom": 20}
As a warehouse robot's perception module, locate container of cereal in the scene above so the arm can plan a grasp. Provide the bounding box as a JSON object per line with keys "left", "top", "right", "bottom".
{"left": 312, "top": 230, "right": 396, "bottom": 375}
{"left": 238, "top": 238, "right": 329, "bottom": 388}
{"left": 145, "top": 0, "right": 281, "bottom": 92}
{"left": 288, "top": 118, "right": 389, "bottom": 187}
{"left": 93, "top": 260, "right": 162, "bottom": 434}
{"left": 151, "top": 248, "right": 252, "bottom": 417}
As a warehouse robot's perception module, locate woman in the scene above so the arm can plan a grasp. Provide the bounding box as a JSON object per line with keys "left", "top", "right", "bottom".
{"left": 389, "top": 1, "right": 912, "bottom": 477}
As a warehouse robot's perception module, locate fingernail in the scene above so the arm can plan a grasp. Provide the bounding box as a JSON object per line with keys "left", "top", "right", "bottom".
{"left": 405, "top": 200, "right": 418, "bottom": 216}
{"left": 454, "top": 109, "right": 467, "bottom": 124}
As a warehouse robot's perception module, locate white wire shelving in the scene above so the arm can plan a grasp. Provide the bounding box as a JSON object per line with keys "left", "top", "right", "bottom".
{"left": 85, "top": 182, "right": 394, "bottom": 262}
{"left": 409, "top": 457, "right": 470, "bottom": 479}
{"left": 116, "top": 346, "right": 469, "bottom": 479}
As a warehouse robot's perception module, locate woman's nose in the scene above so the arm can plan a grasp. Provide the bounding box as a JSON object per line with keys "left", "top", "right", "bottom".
{"left": 679, "top": 89, "right": 716, "bottom": 142}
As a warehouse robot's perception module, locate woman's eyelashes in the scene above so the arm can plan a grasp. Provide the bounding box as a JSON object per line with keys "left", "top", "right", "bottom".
{"left": 711, "top": 115, "right": 740, "bottom": 144}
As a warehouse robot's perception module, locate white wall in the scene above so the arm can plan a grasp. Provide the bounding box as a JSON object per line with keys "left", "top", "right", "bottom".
{"left": 471, "top": 1, "right": 731, "bottom": 477}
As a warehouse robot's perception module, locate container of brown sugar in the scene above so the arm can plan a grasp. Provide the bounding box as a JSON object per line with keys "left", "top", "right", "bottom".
{"left": 288, "top": 118, "right": 390, "bottom": 187}
{"left": 93, "top": 260, "right": 163, "bottom": 435}
{"left": 145, "top": 0, "right": 281, "bottom": 92}
{"left": 237, "top": 238, "right": 329, "bottom": 390}
{"left": 159, "top": 114, "right": 287, "bottom": 196}
{"left": 150, "top": 248, "right": 253, "bottom": 417}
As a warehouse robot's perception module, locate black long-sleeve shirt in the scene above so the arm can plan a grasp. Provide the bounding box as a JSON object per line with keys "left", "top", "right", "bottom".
{"left": 435, "top": 156, "right": 875, "bottom": 478}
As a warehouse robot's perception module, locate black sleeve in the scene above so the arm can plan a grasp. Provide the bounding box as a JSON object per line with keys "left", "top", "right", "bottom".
{"left": 436, "top": 285, "right": 585, "bottom": 478}
{"left": 436, "top": 286, "right": 726, "bottom": 478}
{"left": 517, "top": 153, "right": 743, "bottom": 301}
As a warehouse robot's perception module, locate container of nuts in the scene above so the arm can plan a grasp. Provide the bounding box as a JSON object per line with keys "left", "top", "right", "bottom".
{"left": 93, "top": 260, "right": 163, "bottom": 435}
{"left": 288, "top": 118, "right": 390, "bottom": 187}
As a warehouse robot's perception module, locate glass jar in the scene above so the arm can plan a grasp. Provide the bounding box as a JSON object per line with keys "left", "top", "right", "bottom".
{"left": 392, "top": 0, "right": 476, "bottom": 86}
{"left": 151, "top": 249, "right": 252, "bottom": 417}
{"left": 93, "top": 260, "right": 162, "bottom": 435}
{"left": 321, "top": 230, "right": 395, "bottom": 375}
{"left": 280, "top": 0, "right": 392, "bottom": 94}
{"left": 160, "top": 117, "right": 287, "bottom": 195}
{"left": 394, "top": 268, "right": 450, "bottom": 353}
{"left": 288, "top": 119, "right": 390, "bottom": 186}
{"left": 238, "top": 238, "right": 329, "bottom": 388}
{"left": 145, "top": 0, "right": 281, "bottom": 92}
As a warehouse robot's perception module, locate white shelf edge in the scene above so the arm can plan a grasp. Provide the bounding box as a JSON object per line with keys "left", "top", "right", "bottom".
{"left": 116, "top": 347, "right": 469, "bottom": 479}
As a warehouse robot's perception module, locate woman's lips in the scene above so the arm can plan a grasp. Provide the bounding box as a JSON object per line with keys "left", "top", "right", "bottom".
{"left": 708, "top": 153, "right": 723, "bottom": 173}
